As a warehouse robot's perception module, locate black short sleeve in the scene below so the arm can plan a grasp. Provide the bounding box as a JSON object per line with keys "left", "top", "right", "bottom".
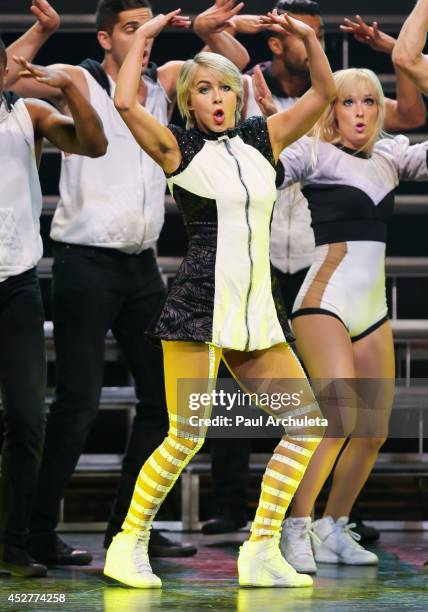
{"left": 239, "top": 116, "right": 276, "bottom": 168}
{"left": 166, "top": 125, "right": 205, "bottom": 178}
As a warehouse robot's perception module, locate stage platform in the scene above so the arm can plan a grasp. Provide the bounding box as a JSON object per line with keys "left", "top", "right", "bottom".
{"left": 0, "top": 531, "right": 427, "bottom": 611}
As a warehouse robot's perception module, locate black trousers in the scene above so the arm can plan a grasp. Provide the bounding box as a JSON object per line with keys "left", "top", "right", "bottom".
{"left": 30, "top": 243, "right": 169, "bottom": 534}
{"left": 209, "top": 266, "right": 310, "bottom": 518}
{"left": 0, "top": 268, "right": 46, "bottom": 549}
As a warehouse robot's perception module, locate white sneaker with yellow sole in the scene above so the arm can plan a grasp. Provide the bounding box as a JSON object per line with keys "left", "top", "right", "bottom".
{"left": 238, "top": 535, "right": 313, "bottom": 587}
{"left": 104, "top": 531, "right": 162, "bottom": 588}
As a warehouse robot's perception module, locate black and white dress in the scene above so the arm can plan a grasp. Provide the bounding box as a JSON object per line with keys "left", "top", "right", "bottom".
{"left": 149, "top": 116, "right": 289, "bottom": 351}
{"left": 277, "top": 135, "right": 428, "bottom": 340}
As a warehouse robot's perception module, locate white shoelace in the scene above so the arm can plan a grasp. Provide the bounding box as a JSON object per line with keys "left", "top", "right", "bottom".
{"left": 302, "top": 523, "right": 321, "bottom": 547}
{"left": 339, "top": 522, "right": 364, "bottom": 550}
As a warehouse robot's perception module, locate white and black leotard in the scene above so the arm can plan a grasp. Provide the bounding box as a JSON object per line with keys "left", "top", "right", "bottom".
{"left": 149, "top": 116, "right": 290, "bottom": 350}
{"left": 278, "top": 135, "right": 428, "bottom": 340}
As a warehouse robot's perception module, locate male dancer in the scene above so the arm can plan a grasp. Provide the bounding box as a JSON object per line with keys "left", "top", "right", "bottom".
{"left": 0, "top": 42, "right": 106, "bottom": 577}
{"left": 204, "top": 0, "right": 427, "bottom": 538}
{"left": 12, "top": 0, "right": 249, "bottom": 564}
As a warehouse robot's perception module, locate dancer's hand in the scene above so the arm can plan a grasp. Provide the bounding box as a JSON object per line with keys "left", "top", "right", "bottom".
{"left": 252, "top": 66, "right": 278, "bottom": 117}
{"left": 340, "top": 16, "right": 396, "bottom": 54}
{"left": 194, "top": 1, "right": 245, "bottom": 35}
{"left": 14, "top": 56, "right": 72, "bottom": 90}
{"left": 228, "top": 14, "right": 273, "bottom": 34}
{"left": 137, "top": 10, "right": 191, "bottom": 40}
{"left": 260, "top": 9, "right": 315, "bottom": 40}
{"left": 31, "top": 0, "right": 60, "bottom": 35}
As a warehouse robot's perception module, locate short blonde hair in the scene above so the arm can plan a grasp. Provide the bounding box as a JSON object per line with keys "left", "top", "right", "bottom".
{"left": 312, "top": 68, "right": 386, "bottom": 155}
{"left": 177, "top": 52, "right": 243, "bottom": 129}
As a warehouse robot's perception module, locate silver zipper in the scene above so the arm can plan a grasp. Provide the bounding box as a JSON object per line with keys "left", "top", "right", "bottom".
{"left": 222, "top": 138, "right": 253, "bottom": 351}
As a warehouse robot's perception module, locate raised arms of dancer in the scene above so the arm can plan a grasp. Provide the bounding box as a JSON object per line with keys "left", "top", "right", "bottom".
{"left": 261, "top": 11, "right": 335, "bottom": 160}
{"left": 157, "top": 2, "right": 250, "bottom": 100}
{"left": 393, "top": 0, "right": 428, "bottom": 95}
{"left": 10, "top": 2, "right": 249, "bottom": 110}
{"left": 5, "top": 0, "right": 59, "bottom": 87}
{"left": 114, "top": 13, "right": 183, "bottom": 173}
{"left": 20, "top": 62, "right": 107, "bottom": 157}
{"left": 341, "top": 15, "right": 426, "bottom": 130}
{"left": 252, "top": 65, "right": 278, "bottom": 117}
{"left": 193, "top": 1, "right": 249, "bottom": 68}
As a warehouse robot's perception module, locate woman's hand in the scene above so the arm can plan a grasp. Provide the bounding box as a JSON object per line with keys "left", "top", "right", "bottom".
{"left": 260, "top": 9, "right": 315, "bottom": 40}
{"left": 194, "top": 1, "right": 245, "bottom": 35}
{"left": 340, "top": 15, "right": 396, "bottom": 55}
{"left": 228, "top": 14, "right": 273, "bottom": 35}
{"left": 252, "top": 66, "right": 278, "bottom": 117}
{"left": 137, "top": 9, "right": 191, "bottom": 40}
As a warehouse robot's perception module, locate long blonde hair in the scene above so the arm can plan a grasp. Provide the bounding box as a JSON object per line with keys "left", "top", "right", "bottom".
{"left": 176, "top": 52, "right": 243, "bottom": 129}
{"left": 311, "top": 68, "right": 386, "bottom": 157}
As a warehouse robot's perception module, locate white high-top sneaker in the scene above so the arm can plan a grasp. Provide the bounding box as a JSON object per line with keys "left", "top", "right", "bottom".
{"left": 312, "top": 516, "right": 379, "bottom": 565}
{"left": 238, "top": 535, "right": 313, "bottom": 587}
{"left": 281, "top": 517, "right": 319, "bottom": 574}
{"left": 104, "top": 531, "right": 162, "bottom": 588}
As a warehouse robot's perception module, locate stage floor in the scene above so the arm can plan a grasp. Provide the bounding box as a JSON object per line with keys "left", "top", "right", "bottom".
{"left": 0, "top": 531, "right": 427, "bottom": 611}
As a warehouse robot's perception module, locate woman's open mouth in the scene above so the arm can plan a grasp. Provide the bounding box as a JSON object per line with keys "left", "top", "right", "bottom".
{"left": 213, "top": 109, "right": 225, "bottom": 126}
{"left": 355, "top": 123, "right": 366, "bottom": 133}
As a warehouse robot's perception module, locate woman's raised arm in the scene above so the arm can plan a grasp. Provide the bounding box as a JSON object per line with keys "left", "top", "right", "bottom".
{"left": 261, "top": 11, "right": 335, "bottom": 161}
{"left": 392, "top": 0, "right": 428, "bottom": 96}
{"left": 114, "top": 10, "right": 189, "bottom": 174}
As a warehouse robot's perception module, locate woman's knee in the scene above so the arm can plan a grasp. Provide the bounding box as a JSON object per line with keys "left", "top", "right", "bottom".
{"left": 282, "top": 397, "right": 326, "bottom": 443}
{"left": 299, "top": 435, "right": 346, "bottom": 454}
{"left": 167, "top": 432, "right": 206, "bottom": 458}
{"left": 353, "top": 436, "right": 387, "bottom": 453}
